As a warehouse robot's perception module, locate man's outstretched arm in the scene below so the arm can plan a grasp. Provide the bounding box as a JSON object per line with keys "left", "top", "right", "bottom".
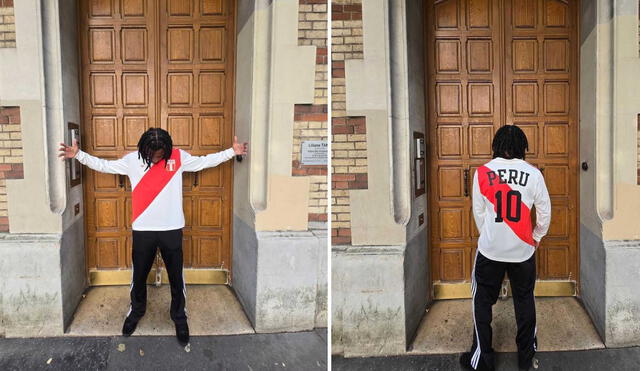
{"left": 59, "top": 139, "right": 129, "bottom": 175}
{"left": 182, "top": 136, "right": 248, "bottom": 172}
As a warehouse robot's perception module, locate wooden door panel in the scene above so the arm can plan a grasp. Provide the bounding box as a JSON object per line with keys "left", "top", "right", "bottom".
{"left": 429, "top": 0, "right": 502, "bottom": 281}
{"left": 199, "top": 27, "right": 226, "bottom": 62}
{"left": 436, "top": 83, "right": 463, "bottom": 116}
{"left": 193, "top": 237, "right": 223, "bottom": 267}
{"left": 468, "top": 124, "right": 493, "bottom": 157}
{"left": 468, "top": 83, "right": 493, "bottom": 116}
{"left": 467, "top": 39, "right": 492, "bottom": 73}
{"left": 202, "top": 0, "right": 225, "bottom": 16}
{"left": 91, "top": 73, "right": 117, "bottom": 107}
{"left": 434, "top": 0, "right": 460, "bottom": 30}
{"left": 93, "top": 117, "right": 118, "bottom": 149}
{"left": 123, "top": 116, "right": 149, "bottom": 148}
{"left": 168, "top": 28, "right": 194, "bottom": 62}
{"left": 90, "top": 0, "right": 115, "bottom": 18}
{"left": 96, "top": 237, "right": 123, "bottom": 268}
{"left": 160, "top": 0, "right": 234, "bottom": 272}
{"left": 199, "top": 116, "right": 223, "bottom": 147}
{"left": 428, "top": 0, "right": 578, "bottom": 285}
{"left": 199, "top": 72, "right": 225, "bottom": 106}
{"left": 435, "top": 40, "right": 461, "bottom": 73}
{"left": 121, "top": 0, "right": 146, "bottom": 18}
{"left": 89, "top": 29, "right": 116, "bottom": 63}
{"left": 543, "top": 39, "right": 569, "bottom": 73}
{"left": 512, "top": 38, "right": 537, "bottom": 73}
{"left": 121, "top": 27, "right": 148, "bottom": 63}
{"left": 440, "top": 208, "right": 466, "bottom": 241}
{"left": 544, "top": 0, "right": 569, "bottom": 28}
{"left": 81, "top": 0, "right": 235, "bottom": 277}
{"left": 122, "top": 73, "right": 149, "bottom": 107}
{"left": 512, "top": 0, "right": 536, "bottom": 28}
{"left": 438, "top": 167, "right": 464, "bottom": 199}
{"left": 167, "top": 115, "right": 194, "bottom": 146}
{"left": 544, "top": 123, "right": 569, "bottom": 156}
{"left": 441, "top": 249, "right": 465, "bottom": 281}
{"left": 168, "top": 0, "right": 194, "bottom": 17}
{"left": 467, "top": 0, "right": 492, "bottom": 29}
{"left": 438, "top": 125, "right": 464, "bottom": 158}
{"left": 198, "top": 198, "right": 223, "bottom": 228}
{"left": 199, "top": 167, "right": 223, "bottom": 187}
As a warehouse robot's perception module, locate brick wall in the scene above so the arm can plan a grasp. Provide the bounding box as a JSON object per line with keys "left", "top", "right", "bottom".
{"left": 296, "top": 0, "right": 329, "bottom": 223}
{"left": 0, "top": 107, "right": 24, "bottom": 232}
{"left": 331, "top": 0, "right": 366, "bottom": 244}
{"left": 0, "top": 0, "right": 15, "bottom": 48}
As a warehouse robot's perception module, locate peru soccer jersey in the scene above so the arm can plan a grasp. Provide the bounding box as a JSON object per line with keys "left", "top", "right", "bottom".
{"left": 472, "top": 157, "right": 551, "bottom": 263}
{"left": 75, "top": 147, "right": 235, "bottom": 231}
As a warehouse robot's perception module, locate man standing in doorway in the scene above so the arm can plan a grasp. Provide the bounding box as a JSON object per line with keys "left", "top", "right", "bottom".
{"left": 460, "top": 125, "right": 551, "bottom": 371}
{"left": 59, "top": 128, "right": 248, "bottom": 345}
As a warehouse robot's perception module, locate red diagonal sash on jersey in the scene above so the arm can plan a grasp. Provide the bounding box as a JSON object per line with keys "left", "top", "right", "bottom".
{"left": 478, "top": 165, "right": 534, "bottom": 246}
{"left": 132, "top": 148, "right": 181, "bottom": 223}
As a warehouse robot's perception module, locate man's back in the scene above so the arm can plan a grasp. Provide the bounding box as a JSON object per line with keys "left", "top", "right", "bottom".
{"left": 472, "top": 157, "right": 551, "bottom": 263}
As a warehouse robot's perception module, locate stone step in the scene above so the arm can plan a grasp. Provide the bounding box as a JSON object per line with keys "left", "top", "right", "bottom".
{"left": 410, "top": 297, "right": 603, "bottom": 354}
{"left": 66, "top": 285, "right": 254, "bottom": 337}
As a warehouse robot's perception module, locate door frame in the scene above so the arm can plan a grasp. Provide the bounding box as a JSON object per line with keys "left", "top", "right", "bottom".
{"left": 76, "top": 0, "right": 238, "bottom": 286}
{"left": 423, "top": 0, "right": 581, "bottom": 299}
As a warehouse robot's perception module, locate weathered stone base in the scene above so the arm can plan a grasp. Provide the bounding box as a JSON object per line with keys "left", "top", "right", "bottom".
{"left": 0, "top": 221, "right": 86, "bottom": 337}
{"left": 232, "top": 215, "right": 327, "bottom": 333}
{"left": 581, "top": 228, "right": 640, "bottom": 347}
{"left": 332, "top": 231, "right": 429, "bottom": 357}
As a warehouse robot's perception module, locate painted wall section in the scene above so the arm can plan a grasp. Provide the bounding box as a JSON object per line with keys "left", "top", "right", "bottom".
{"left": 254, "top": 0, "right": 317, "bottom": 232}
{"left": 0, "top": 0, "right": 15, "bottom": 48}
{"left": 0, "top": 0, "right": 60, "bottom": 234}
{"left": 294, "top": 0, "right": 328, "bottom": 223}
{"left": 331, "top": 0, "right": 368, "bottom": 245}
{"left": 345, "top": 0, "right": 405, "bottom": 245}
{"left": 601, "top": 2, "right": 640, "bottom": 240}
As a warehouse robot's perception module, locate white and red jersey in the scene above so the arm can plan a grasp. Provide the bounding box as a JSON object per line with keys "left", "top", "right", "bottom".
{"left": 472, "top": 157, "right": 551, "bottom": 262}
{"left": 75, "top": 147, "right": 235, "bottom": 231}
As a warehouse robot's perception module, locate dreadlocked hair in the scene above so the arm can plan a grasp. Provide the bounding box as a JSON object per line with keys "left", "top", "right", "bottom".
{"left": 492, "top": 125, "right": 528, "bottom": 160}
{"left": 137, "top": 128, "right": 173, "bottom": 170}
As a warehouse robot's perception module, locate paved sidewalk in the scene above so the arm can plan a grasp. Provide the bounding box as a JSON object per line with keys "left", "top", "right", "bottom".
{"left": 0, "top": 330, "right": 327, "bottom": 371}
{"left": 333, "top": 347, "right": 640, "bottom": 371}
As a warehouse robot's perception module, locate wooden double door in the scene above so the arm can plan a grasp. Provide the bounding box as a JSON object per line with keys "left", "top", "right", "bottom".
{"left": 79, "top": 0, "right": 236, "bottom": 285}
{"left": 426, "top": 0, "right": 578, "bottom": 296}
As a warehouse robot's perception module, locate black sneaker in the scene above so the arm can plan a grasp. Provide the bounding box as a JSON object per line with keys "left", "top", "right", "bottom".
{"left": 175, "top": 322, "right": 189, "bottom": 345}
{"left": 459, "top": 351, "right": 496, "bottom": 371}
{"left": 519, "top": 357, "right": 537, "bottom": 370}
{"left": 122, "top": 316, "right": 138, "bottom": 337}
{"left": 459, "top": 352, "right": 473, "bottom": 370}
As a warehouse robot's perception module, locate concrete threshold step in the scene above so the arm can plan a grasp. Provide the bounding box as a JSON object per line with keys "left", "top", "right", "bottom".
{"left": 410, "top": 297, "right": 604, "bottom": 354}
{"left": 66, "top": 285, "right": 254, "bottom": 337}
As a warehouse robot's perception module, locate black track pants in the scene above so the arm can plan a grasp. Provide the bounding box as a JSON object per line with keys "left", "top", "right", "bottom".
{"left": 127, "top": 228, "right": 187, "bottom": 325}
{"left": 469, "top": 251, "right": 537, "bottom": 370}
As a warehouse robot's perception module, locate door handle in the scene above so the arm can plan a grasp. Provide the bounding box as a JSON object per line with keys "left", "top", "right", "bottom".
{"left": 464, "top": 168, "right": 470, "bottom": 197}
{"left": 119, "top": 175, "right": 125, "bottom": 189}
{"left": 193, "top": 172, "right": 199, "bottom": 187}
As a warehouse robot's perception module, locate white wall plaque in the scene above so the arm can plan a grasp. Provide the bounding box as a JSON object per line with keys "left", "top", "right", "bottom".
{"left": 301, "top": 140, "right": 328, "bottom": 165}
